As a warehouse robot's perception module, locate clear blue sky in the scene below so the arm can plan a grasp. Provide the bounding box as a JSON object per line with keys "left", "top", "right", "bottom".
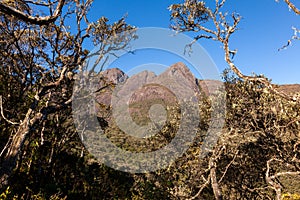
{"left": 87, "top": 0, "right": 300, "bottom": 84}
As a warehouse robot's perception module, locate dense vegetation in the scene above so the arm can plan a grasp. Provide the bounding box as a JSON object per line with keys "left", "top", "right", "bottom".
{"left": 0, "top": 0, "right": 299, "bottom": 199}
{"left": 1, "top": 69, "right": 300, "bottom": 199}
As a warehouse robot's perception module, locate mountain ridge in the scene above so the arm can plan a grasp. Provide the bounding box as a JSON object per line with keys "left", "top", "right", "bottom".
{"left": 95, "top": 63, "right": 300, "bottom": 108}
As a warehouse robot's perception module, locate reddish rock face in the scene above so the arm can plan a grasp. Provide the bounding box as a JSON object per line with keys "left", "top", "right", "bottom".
{"left": 95, "top": 62, "right": 200, "bottom": 108}
{"left": 94, "top": 62, "right": 226, "bottom": 114}
{"left": 126, "top": 62, "right": 200, "bottom": 106}
{"left": 95, "top": 68, "right": 128, "bottom": 109}
{"left": 161, "top": 62, "right": 199, "bottom": 92}
{"left": 99, "top": 68, "right": 128, "bottom": 84}
{"left": 198, "top": 79, "right": 224, "bottom": 96}
{"left": 94, "top": 62, "right": 202, "bottom": 125}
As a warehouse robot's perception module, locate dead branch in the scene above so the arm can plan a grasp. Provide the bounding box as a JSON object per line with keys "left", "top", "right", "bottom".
{"left": 210, "top": 158, "right": 222, "bottom": 200}
{"left": 266, "top": 158, "right": 283, "bottom": 200}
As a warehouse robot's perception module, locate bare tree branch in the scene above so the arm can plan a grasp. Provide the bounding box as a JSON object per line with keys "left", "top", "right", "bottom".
{"left": 188, "top": 175, "right": 211, "bottom": 200}
{"left": 283, "top": 0, "right": 300, "bottom": 14}
{"left": 279, "top": 26, "right": 300, "bottom": 50}
{"left": 218, "top": 150, "right": 239, "bottom": 183}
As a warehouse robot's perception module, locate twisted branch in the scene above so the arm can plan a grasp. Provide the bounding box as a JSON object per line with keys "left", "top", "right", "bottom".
{"left": 0, "top": 0, "right": 65, "bottom": 25}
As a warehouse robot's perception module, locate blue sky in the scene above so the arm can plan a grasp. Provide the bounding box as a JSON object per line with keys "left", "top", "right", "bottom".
{"left": 87, "top": 0, "right": 300, "bottom": 84}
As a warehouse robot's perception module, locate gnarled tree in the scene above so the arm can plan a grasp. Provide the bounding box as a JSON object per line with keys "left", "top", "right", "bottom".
{"left": 0, "top": 0, "right": 136, "bottom": 188}
{"left": 169, "top": 0, "right": 299, "bottom": 103}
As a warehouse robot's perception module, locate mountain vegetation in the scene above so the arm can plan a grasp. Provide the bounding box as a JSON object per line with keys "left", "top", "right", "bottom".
{"left": 0, "top": 0, "right": 299, "bottom": 199}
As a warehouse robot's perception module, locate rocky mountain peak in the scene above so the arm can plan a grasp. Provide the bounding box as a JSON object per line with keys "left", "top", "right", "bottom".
{"left": 167, "top": 62, "right": 191, "bottom": 75}
{"left": 160, "top": 62, "right": 199, "bottom": 95}
{"left": 99, "top": 68, "right": 128, "bottom": 84}
{"left": 95, "top": 62, "right": 202, "bottom": 124}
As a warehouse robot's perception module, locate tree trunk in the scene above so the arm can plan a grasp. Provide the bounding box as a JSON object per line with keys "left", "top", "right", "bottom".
{"left": 0, "top": 109, "right": 41, "bottom": 188}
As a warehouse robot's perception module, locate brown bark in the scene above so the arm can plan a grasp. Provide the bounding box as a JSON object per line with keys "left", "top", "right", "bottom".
{"left": 0, "top": 109, "right": 41, "bottom": 188}
{"left": 284, "top": 0, "right": 300, "bottom": 15}
{"left": 0, "top": 0, "right": 65, "bottom": 25}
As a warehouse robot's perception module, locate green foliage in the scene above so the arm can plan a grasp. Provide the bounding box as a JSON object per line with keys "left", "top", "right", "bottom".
{"left": 1, "top": 67, "right": 299, "bottom": 199}
{"left": 1, "top": 0, "right": 299, "bottom": 198}
{"left": 1, "top": 68, "right": 299, "bottom": 199}
{"left": 0, "top": 186, "right": 11, "bottom": 199}
{"left": 282, "top": 193, "right": 300, "bottom": 200}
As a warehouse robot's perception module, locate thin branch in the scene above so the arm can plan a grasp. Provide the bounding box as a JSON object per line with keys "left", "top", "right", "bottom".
{"left": 266, "top": 158, "right": 282, "bottom": 200}
{"left": 24, "top": 0, "right": 58, "bottom": 7}
{"left": 0, "top": 95, "right": 20, "bottom": 125}
{"left": 218, "top": 150, "right": 239, "bottom": 183}
{"left": 188, "top": 175, "right": 211, "bottom": 200}
{"left": 210, "top": 158, "right": 222, "bottom": 200}
{"left": 265, "top": 158, "right": 300, "bottom": 200}
{"left": 0, "top": 133, "right": 13, "bottom": 158}
{"left": 279, "top": 27, "right": 299, "bottom": 50}
{"left": 278, "top": 39, "right": 292, "bottom": 51}
{"left": 43, "top": 65, "right": 67, "bottom": 88}
{"left": 184, "top": 34, "right": 214, "bottom": 55}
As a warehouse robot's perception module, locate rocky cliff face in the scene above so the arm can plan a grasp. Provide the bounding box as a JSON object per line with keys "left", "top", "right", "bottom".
{"left": 94, "top": 62, "right": 204, "bottom": 128}
{"left": 95, "top": 68, "right": 128, "bottom": 108}
{"left": 95, "top": 62, "right": 203, "bottom": 110}
{"left": 127, "top": 62, "right": 200, "bottom": 106}
{"left": 94, "top": 63, "right": 300, "bottom": 123}
{"left": 94, "top": 62, "right": 229, "bottom": 108}
{"left": 99, "top": 68, "right": 128, "bottom": 84}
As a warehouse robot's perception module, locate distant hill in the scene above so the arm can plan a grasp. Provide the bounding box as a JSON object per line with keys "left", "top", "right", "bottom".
{"left": 95, "top": 62, "right": 224, "bottom": 103}
{"left": 96, "top": 62, "right": 203, "bottom": 108}
{"left": 278, "top": 84, "right": 300, "bottom": 94}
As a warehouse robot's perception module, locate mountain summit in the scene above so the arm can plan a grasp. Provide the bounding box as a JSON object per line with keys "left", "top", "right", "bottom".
{"left": 94, "top": 62, "right": 203, "bottom": 126}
